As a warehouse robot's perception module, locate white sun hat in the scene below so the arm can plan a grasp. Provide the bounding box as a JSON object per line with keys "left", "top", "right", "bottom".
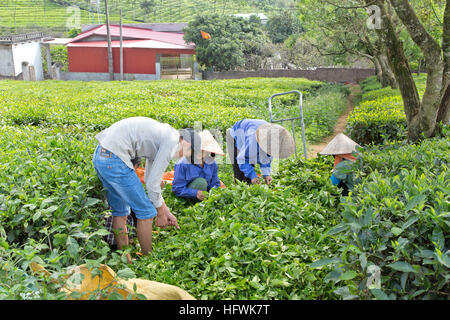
{"left": 199, "top": 130, "right": 224, "bottom": 156}
{"left": 319, "top": 133, "right": 360, "bottom": 155}
{"left": 255, "top": 123, "right": 295, "bottom": 159}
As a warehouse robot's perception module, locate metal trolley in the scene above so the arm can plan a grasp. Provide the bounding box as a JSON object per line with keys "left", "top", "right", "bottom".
{"left": 268, "top": 90, "right": 307, "bottom": 159}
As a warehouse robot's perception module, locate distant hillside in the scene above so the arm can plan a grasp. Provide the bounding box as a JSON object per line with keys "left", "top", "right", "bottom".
{"left": 0, "top": 0, "right": 135, "bottom": 35}
{"left": 0, "top": 0, "right": 296, "bottom": 36}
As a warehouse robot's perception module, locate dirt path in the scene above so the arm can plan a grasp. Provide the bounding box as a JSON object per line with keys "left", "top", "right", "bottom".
{"left": 308, "top": 84, "right": 361, "bottom": 158}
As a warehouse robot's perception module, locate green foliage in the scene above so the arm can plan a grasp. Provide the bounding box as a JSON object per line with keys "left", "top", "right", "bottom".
{"left": 0, "top": 125, "right": 118, "bottom": 299}
{"left": 0, "top": 125, "right": 345, "bottom": 299}
{"left": 41, "top": 45, "right": 69, "bottom": 74}
{"left": 0, "top": 0, "right": 294, "bottom": 34}
{"left": 265, "top": 9, "right": 303, "bottom": 44}
{"left": 0, "top": 126, "right": 108, "bottom": 249}
{"left": 317, "top": 132, "right": 450, "bottom": 300}
{"left": 347, "top": 75, "right": 427, "bottom": 145}
{"left": 0, "top": 77, "right": 342, "bottom": 140}
{"left": 0, "top": 78, "right": 350, "bottom": 299}
{"left": 132, "top": 156, "right": 343, "bottom": 299}
{"left": 359, "top": 76, "right": 382, "bottom": 94}
{"left": 297, "top": 0, "right": 373, "bottom": 67}
{"left": 184, "top": 14, "right": 270, "bottom": 71}
{"left": 347, "top": 95, "right": 407, "bottom": 145}
{"left": 65, "top": 28, "right": 81, "bottom": 38}
{"left": 0, "top": 0, "right": 135, "bottom": 35}
{"left": 302, "top": 84, "right": 349, "bottom": 143}
{"left": 140, "top": 0, "right": 155, "bottom": 14}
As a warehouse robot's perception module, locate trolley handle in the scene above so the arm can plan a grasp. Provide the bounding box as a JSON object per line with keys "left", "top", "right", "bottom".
{"left": 268, "top": 90, "right": 303, "bottom": 122}
{"left": 267, "top": 90, "right": 307, "bottom": 159}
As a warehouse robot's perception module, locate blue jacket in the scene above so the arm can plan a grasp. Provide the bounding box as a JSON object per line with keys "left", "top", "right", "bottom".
{"left": 230, "top": 119, "right": 273, "bottom": 180}
{"left": 172, "top": 157, "right": 221, "bottom": 198}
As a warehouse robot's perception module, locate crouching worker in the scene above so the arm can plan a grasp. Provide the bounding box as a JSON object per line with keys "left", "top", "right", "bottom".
{"left": 319, "top": 133, "right": 360, "bottom": 196}
{"left": 93, "top": 117, "right": 194, "bottom": 263}
{"left": 226, "top": 119, "right": 295, "bottom": 185}
{"left": 172, "top": 129, "right": 224, "bottom": 201}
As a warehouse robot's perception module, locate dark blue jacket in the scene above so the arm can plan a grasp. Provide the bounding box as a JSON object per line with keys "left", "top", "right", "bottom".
{"left": 230, "top": 119, "right": 273, "bottom": 180}
{"left": 172, "top": 157, "right": 221, "bottom": 198}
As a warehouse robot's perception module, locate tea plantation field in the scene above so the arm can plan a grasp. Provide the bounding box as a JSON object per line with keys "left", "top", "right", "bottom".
{"left": 0, "top": 77, "right": 448, "bottom": 300}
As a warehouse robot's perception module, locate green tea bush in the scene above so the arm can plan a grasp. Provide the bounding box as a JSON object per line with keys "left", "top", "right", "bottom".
{"left": 347, "top": 96, "right": 406, "bottom": 145}
{"left": 0, "top": 78, "right": 333, "bottom": 133}
{"left": 314, "top": 131, "right": 450, "bottom": 300}
{"left": 130, "top": 156, "right": 343, "bottom": 299}
{"left": 360, "top": 87, "right": 401, "bottom": 102}
{"left": 347, "top": 75, "right": 426, "bottom": 145}
{"left": 359, "top": 76, "right": 382, "bottom": 94}
{"left": 0, "top": 126, "right": 111, "bottom": 264}
{"left": 0, "top": 131, "right": 344, "bottom": 299}
{"left": 0, "top": 78, "right": 350, "bottom": 299}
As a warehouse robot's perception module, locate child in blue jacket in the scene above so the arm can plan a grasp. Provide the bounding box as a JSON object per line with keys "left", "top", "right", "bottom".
{"left": 172, "top": 129, "right": 224, "bottom": 201}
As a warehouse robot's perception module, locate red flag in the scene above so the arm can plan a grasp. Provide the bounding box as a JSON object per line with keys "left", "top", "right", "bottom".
{"left": 200, "top": 30, "right": 211, "bottom": 40}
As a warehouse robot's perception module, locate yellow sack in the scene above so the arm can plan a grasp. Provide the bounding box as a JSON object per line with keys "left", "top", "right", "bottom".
{"left": 30, "top": 262, "right": 195, "bottom": 300}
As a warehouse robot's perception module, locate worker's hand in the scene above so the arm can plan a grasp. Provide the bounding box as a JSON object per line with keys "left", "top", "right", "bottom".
{"left": 166, "top": 211, "right": 180, "bottom": 230}
{"left": 155, "top": 203, "right": 170, "bottom": 228}
{"left": 160, "top": 180, "right": 165, "bottom": 189}
{"left": 251, "top": 177, "right": 260, "bottom": 185}
{"left": 264, "top": 176, "right": 272, "bottom": 185}
{"left": 196, "top": 190, "right": 206, "bottom": 201}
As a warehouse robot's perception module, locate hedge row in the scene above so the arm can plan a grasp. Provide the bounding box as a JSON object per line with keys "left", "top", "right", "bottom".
{"left": 314, "top": 127, "right": 449, "bottom": 300}
{"left": 346, "top": 75, "right": 427, "bottom": 145}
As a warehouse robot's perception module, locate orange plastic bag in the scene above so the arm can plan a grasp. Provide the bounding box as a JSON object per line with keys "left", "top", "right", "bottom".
{"left": 135, "top": 167, "right": 145, "bottom": 184}
{"left": 162, "top": 170, "right": 174, "bottom": 183}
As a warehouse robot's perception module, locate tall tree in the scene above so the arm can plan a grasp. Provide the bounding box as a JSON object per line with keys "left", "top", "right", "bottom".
{"left": 266, "top": 9, "right": 303, "bottom": 44}
{"left": 297, "top": 0, "right": 398, "bottom": 87}
{"left": 305, "top": 0, "right": 448, "bottom": 141}
{"left": 366, "top": 0, "right": 449, "bottom": 140}
{"left": 184, "top": 14, "right": 270, "bottom": 71}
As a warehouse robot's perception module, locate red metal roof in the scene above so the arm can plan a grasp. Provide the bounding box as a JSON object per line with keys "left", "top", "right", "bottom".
{"left": 67, "top": 39, "right": 195, "bottom": 50}
{"left": 68, "top": 24, "right": 193, "bottom": 48}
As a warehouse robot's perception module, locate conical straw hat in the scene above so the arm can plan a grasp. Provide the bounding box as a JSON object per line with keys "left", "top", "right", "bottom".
{"left": 255, "top": 123, "right": 295, "bottom": 159}
{"left": 199, "top": 130, "right": 224, "bottom": 156}
{"left": 319, "top": 133, "right": 360, "bottom": 155}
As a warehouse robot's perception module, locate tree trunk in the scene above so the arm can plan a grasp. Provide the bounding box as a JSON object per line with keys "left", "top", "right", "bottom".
{"left": 361, "top": 33, "right": 397, "bottom": 88}
{"left": 369, "top": 0, "right": 446, "bottom": 141}
{"left": 437, "top": 0, "right": 450, "bottom": 126}
{"left": 370, "top": 1, "right": 421, "bottom": 136}
{"left": 389, "top": 0, "right": 445, "bottom": 139}
{"left": 373, "top": 55, "right": 384, "bottom": 85}
{"left": 379, "top": 53, "right": 397, "bottom": 89}
{"left": 437, "top": 85, "right": 450, "bottom": 125}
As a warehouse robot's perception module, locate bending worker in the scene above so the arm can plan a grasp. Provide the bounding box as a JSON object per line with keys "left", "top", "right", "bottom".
{"left": 226, "top": 119, "right": 295, "bottom": 185}
{"left": 320, "top": 133, "right": 360, "bottom": 196}
{"left": 172, "top": 129, "right": 224, "bottom": 201}
{"left": 92, "top": 117, "right": 194, "bottom": 263}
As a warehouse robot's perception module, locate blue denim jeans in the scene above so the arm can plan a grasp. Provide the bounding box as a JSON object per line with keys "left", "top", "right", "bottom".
{"left": 92, "top": 145, "right": 157, "bottom": 220}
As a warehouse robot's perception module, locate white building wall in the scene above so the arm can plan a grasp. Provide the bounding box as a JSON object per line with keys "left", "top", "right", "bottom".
{"left": 11, "top": 40, "right": 44, "bottom": 80}
{"left": 0, "top": 45, "right": 15, "bottom": 77}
